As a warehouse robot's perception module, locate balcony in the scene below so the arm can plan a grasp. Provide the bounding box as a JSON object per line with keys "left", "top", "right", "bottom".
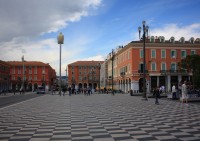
{"left": 160, "top": 69, "right": 189, "bottom": 75}
{"left": 120, "top": 72, "right": 125, "bottom": 77}
{"left": 138, "top": 70, "right": 148, "bottom": 73}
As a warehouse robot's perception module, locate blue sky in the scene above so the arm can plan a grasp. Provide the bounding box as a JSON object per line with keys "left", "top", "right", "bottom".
{"left": 0, "top": 0, "right": 200, "bottom": 75}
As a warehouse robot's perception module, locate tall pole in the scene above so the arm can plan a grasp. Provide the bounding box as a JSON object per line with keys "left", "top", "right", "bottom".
{"left": 138, "top": 21, "right": 149, "bottom": 100}
{"left": 59, "top": 44, "right": 61, "bottom": 96}
{"left": 99, "top": 63, "right": 101, "bottom": 94}
{"left": 143, "top": 23, "right": 146, "bottom": 99}
{"left": 111, "top": 50, "right": 114, "bottom": 95}
{"left": 22, "top": 55, "right": 24, "bottom": 92}
{"left": 57, "top": 32, "right": 64, "bottom": 96}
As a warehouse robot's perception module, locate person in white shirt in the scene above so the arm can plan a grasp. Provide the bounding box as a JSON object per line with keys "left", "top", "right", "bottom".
{"left": 181, "top": 81, "right": 188, "bottom": 104}
{"left": 172, "top": 84, "right": 176, "bottom": 100}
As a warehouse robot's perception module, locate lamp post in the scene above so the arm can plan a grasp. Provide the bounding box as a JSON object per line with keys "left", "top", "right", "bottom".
{"left": 21, "top": 55, "right": 25, "bottom": 93}
{"left": 110, "top": 49, "right": 115, "bottom": 95}
{"left": 98, "top": 62, "right": 101, "bottom": 94}
{"left": 138, "top": 21, "right": 149, "bottom": 100}
{"left": 57, "top": 32, "right": 64, "bottom": 96}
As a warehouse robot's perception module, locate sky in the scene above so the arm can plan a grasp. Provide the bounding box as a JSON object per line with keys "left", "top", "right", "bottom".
{"left": 0, "top": 0, "right": 200, "bottom": 76}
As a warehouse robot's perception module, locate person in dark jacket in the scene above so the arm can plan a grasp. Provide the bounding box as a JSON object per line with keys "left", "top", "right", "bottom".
{"left": 153, "top": 86, "right": 160, "bottom": 105}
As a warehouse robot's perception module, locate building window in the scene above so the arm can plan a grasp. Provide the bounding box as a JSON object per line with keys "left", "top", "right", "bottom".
{"left": 34, "top": 75, "right": 37, "bottom": 80}
{"left": 12, "top": 67, "right": 15, "bottom": 74}
{"left": 29, "top": 66, "right": 32, "bottom": 74}
{"left": 29, "top": 76, "right": 32, "bottom": 81}
{"left": 12, "top": 76, "right": 15, "bottom": 80}
{"left": 151, "top": 62, "right": 156, "bottom": 71}
{"left": 18, "top": 66, "right": 21, "bottom": 74}
{"left": 171, "top": 63, "right": 176, "bottom": 71}
{"left": 140, "top": 49, "right": 143, "bottom": 58}
{"left": 79, "top": 76, "right": 82, "bottom": 80}
{"left": 139, "top": 63, "right": 146, "bottom": 73}
{"left": 34, "top": 66, "right": 37, "bottom": 74}
{"left": 151, "top": 50, "right": 156, "bottom": 58}
{"left": 161, "top": 50, "right": 166, "bottom": 58}
{"left": 171, "top": 50, "right": 176, "bottom": 58}
{"left": 191, "top": 50, "right": 196, "bottom": 55}
{"left": 181, "top": 50, "right": 186, "bottom": 58}
{"left": 150, "top": 36, "right": 155, "bottom": 43}
{"left": 79, "top": 71, "right": 82, "bottom": 75}
{"left": 161, "top": 63, "right": 166, "bottom": 71}
{"left": 42, "top": 75, "right": 45, "bottom": 81}
{"left": 42, "top": 66, "right": 45, "bottom": 74}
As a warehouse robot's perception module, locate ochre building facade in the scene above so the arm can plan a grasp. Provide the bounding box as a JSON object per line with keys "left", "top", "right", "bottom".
{"left": 106, "top": 36, "right": 200, "bottom": 93}
{"left": 68, "top": 61, "right": 104, "bottom": 90}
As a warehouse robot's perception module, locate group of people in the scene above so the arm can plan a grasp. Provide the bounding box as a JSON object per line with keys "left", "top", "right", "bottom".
{"left": 171, "top": 81, "right": 189, "bottom": 104}
{"left": 153, "top": 81, "right": 189, "bottom": 105}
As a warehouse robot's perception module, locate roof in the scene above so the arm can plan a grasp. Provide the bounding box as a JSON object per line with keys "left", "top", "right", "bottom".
{"left": 0, "top": 60, "right": 10, "bottom": 66}
{"left": 68, "top": 61, "right": 104, "bottom": 66}
{"left": 7, "top": 61, "right": 51, "bottom": 67}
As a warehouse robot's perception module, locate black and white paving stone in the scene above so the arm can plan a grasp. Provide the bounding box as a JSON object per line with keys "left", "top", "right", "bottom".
{"left": 0, "top": 94, "right": 200, "bottom": 141}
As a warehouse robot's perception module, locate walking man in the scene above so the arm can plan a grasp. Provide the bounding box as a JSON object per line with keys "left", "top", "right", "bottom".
{"left": 154, "top": 86, "right": 160, "bottom": 105}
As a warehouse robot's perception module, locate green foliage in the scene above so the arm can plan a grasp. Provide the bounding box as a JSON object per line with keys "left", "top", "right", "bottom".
{"left": 178, "top": 55, "right": 200, "bottom": 89}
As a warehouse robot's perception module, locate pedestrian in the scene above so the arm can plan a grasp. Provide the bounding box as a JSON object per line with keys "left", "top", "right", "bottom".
{"left": 172, "top": 84, "right": 177, "bottom": 100}
{"left": 153, "top": 86, "right": 160, "bottom": 105}
{"left": 13, "top": 88, "right": 16, "bottom": 95}
{"left": 68, "top": 87, "right": 71, "bottom": 96}
{"left": 181, "top": 81, "right": 188, "bottom": 105}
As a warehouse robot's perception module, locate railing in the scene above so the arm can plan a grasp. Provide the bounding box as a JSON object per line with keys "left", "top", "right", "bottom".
{"left": 160, "top": 69, "right": 189, "bottom": 74}
{"left": 138, "top": 70, "right": 148, "bottom": 73}
{"left": 120, "top": 72, "right": 125, "bottom": 76}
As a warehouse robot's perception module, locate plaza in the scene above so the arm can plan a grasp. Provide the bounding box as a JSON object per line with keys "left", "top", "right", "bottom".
{"left": 0, "top": 94, "right": 200, "bottom": 141}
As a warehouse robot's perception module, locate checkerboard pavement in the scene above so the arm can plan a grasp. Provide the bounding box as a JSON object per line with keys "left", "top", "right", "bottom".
{"left": 0, "top": 94, "right": 200, "bottom": 141}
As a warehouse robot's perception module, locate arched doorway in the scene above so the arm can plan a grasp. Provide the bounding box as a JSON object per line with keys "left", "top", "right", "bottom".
{"left": 139, "top": 78, "right": 146, "bottom": 92}
{"left": 79, "top": 83, "right": 82, "bottom": 89}
{"left": 151, "top": 76, "right": 157, "bottom": 91}
{"left": 34, "top": 83, "right": 38, "bottom": 91}
{"left": 89, "top": 83, "right": 92, "bottom": 89}
{"left": 94, "top": 83, "right": 97, "bottom": 90}
{"left": 28, "top": 83, "right": 32, "bottom": 91}
{"left": 84, "top": 83, "right": 87, "bottom": 88}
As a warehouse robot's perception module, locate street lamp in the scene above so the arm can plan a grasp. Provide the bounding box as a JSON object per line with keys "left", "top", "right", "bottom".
{"left": 57, "top": 32, "right": 64, "bottom": 96}
{"left": 110, "top": 49, "right": 115, "bottom": 95}
{"left": 138, "top": 21, "right": 149, "bottom": 100}
{"left": 21, "top": 55, "right": 25, "bottom": 93}
{"left": 98, "top": 62, "right": 101, "bottom": 94}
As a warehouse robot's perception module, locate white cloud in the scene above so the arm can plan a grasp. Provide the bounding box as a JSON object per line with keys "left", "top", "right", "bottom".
{"left": 0, "top": 37, "right": 91, "bottom": 76}
{"left": 133, "top": 23, "right": 200, "bottom": 41}
{"left": 0, "top": 0, "right": 102, "bottom": 42}
{"left": 0, "top": 0, "right": 102, "bottom": 76}
{"left": 150, "top": 23, "right": 200, "bottom": 40}
{"left": 83, "top": 55, "right": 106, "bottom": 61}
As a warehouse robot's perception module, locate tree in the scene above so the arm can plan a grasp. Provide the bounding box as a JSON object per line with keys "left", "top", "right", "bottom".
{"left": 178, "top": 55, "right": 200, "bottom": 89}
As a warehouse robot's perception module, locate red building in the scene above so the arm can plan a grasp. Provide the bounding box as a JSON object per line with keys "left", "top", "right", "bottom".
{"left": 8, "top": 61, "right": 56, "bottom": 91}
{"left": 0, "top": 60, "right": 11, "bottom": 92}
{"left": 106, "top": 36, "right": 200, "bottom": 93}
{"left": 68, "top": 61, "right": 103, "bottom": 91}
